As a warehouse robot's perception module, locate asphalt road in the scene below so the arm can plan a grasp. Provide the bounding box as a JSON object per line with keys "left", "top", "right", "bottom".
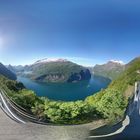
{"left": 0, "top": 90, "right": 105, "bottom": 140}
{"left": 0, "top": 108, "right": 106, "bottom": 140}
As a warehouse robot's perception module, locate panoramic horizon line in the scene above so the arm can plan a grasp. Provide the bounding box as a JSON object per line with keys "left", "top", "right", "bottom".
{"left": 3, "top": 56, "right": 127, "bottom": 67}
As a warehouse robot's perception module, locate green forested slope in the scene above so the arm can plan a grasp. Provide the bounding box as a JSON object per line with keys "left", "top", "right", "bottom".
{"left": 93, "top": 61, "right": 125, "bottom": 80}
{"left": 86, "top": 57, "right": 140, "bottom": 122}
{"left": 0, "top": 57, "right": 140, "bottom": 124}
{"left": 19, "top": 61, "right": 91, "bottom": 83}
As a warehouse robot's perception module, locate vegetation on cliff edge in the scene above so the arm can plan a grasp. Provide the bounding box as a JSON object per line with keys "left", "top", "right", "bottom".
{"left": 0, "top": 57, "right": 140, "bottom": 124}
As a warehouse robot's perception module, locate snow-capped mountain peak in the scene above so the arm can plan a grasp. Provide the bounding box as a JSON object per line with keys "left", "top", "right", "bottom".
{"left": 34, "top": 58, "right": 68, "bottom": 64}
{"left": 109, "top": 60, "right": 125, "bottom": 65}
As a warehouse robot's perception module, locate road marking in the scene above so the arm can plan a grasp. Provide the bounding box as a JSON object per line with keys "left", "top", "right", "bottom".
{"left": 0, "top": 92, "right": 25, "bottom": 124}
{"left": 89, "top": 82, "right": 139, "bottom": 138}
{"left": 89, "top": 115, "right": 130, "bottom": 138}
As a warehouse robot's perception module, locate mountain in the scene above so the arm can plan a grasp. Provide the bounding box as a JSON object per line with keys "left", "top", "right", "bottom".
{"left": 93, "top": 60, "right": 125, "bottom": 80}
{"left": 125, "top": 57, "right": 140, "bottom": 68}
{"left": 6, "top": 64, "right": 16, "bottom": 73}
{"left": 123, "top": 56, "right": 140, "bottom": 84}
{"left": 34, "top": 58, "right": 68, "bottom": 64}
{"left": 86, "top": 57, "right": 140, "bottom": 123}
{"left": 0, "top": 63, "right": 17, "bottom": 80}
{"left": 16, "top": 58, "right": 91, "bottom": 83}
{"left": 7, "top": 65, "right": 24, "bottom": 73}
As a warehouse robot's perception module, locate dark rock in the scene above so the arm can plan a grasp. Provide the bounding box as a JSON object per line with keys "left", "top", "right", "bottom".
{"left": 67, "top": 69, "right": 91, "bottom": 82}
{"left": 35, "top": 73, "right": 65, "bottom": 82}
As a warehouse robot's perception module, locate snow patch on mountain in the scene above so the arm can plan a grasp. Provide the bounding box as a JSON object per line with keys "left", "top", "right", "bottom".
{"left": 109, "top": 60, "right": 125, "bottom": 65}
{"left": 34, "top": 58, "right": 68, "bottom": 64}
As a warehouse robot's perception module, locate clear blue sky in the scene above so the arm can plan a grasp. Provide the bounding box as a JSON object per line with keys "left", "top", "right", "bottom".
{"left": 0, "top": 0, "right": 140, "bottom": 66}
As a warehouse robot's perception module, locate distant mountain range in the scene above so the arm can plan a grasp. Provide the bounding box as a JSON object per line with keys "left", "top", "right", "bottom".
{"left": 0, "top": 63, "right": 17, "bottom": 80}
{"left": 1, "top": 58, "right": 130, "bottom": 83}
{"left": 92, "top": 60, "right": 125, "bottom": 80}
{"left": 9, "top": 58, "right": 91, "bottom": 83}
{"left": 1, "top": 57, "right": 140, "bottom": 125}
{"left": 34, "top": 58, "right": 68, "bottom": 64}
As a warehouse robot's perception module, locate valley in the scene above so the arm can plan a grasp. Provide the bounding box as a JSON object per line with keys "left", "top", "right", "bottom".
{"left": 1, "top": 57, "right": 140, "bottom": 125}
{"left": 17, "top": 75, "right": 110, "bottom": 101}
{"left": 11, "top": 58, "right": 92, "bottom": 83}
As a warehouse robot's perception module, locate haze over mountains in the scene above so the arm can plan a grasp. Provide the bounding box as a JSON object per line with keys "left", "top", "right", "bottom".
{"left": 1, "top": 56, "right": 140, "bottom": 126}
{"left": 7, "top": 58, "right": 91, "bottom": 83}
{"left": 0, "top": 63, "right": 17, "bottom": 80}
{"left": 0, "top": 57, "right": 130, "bottom": 83}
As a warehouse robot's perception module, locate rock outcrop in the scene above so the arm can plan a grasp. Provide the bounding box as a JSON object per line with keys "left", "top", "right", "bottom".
{"left": 67, "top": 69, "right": 91, "bottom": 82}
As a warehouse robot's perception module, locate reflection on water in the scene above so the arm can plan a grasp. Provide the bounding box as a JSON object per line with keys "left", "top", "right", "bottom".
{"left": 17, "top": 75, "right": 111, "bottom": 101}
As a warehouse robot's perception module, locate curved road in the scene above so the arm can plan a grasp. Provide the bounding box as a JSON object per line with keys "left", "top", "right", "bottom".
{"left": 0, "top": 82, "right": 137, "bottom": 140}
{"left": 0, "top": 89, "right": 104, "bottom": 140}
{"left": 89, "top": 82, "right": 140, "bottom": 140}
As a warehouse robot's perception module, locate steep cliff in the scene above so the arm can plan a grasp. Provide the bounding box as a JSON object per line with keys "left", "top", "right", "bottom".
{"left": 15, "top": 58, "right": 91, "bottom": 83}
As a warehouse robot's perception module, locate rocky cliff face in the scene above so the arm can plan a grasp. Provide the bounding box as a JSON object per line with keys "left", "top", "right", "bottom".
{"left": 67, "top": 69, "right": 91, "bottom": 82}
{"left": 34, "top": 69, "right": 91, "bottom": 83}
{"left": 35, "top": 73, "right": 65, "bottom": 82}
{"left": 13, "top": 59, "right": 92, "bottom": 83}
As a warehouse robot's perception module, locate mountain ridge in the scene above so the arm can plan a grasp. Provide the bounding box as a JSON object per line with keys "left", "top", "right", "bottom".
{"left": 13, "top": 59, "right": 91, "bottom": 83}
{"left": 34, "top": 58, "right": 68, "bottom": 64}
{"left": 6, "top": 58, "right": 127, "bottom": 82}
{"left": 0, "top": 63, "right": 17, "bottom": 80}
{"left": 93, "top": 60, "right": 125, "bottom": 80}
